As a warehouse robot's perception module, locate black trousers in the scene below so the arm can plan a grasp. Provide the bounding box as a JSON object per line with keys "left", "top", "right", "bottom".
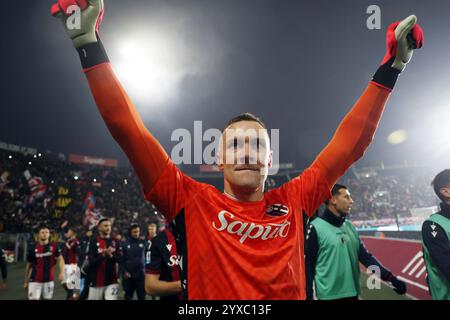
{"left": 123, "top": 275, "right": 146, "bottom": 300}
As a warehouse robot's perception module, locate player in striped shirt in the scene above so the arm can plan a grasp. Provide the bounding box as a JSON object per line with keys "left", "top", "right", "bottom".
{"left": 62, "top": 227, "right": 81, "bottom": 299}
{"left": 24, "top": 226, "right": 65, "bottom": 300}
{"left": 145, "top": 225, "right": 183, "bottom": 300}
{"left": 85, "top": 218, "right": 122, "bottom": 300}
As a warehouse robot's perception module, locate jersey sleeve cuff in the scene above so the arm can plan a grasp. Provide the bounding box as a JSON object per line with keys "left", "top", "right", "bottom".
{"left": 371, "top": 57, "right": 401, "bottom": 92}
{"left": 145, "top": 269, "right": 161, "bottom": 275}
{"left": 76, "top": 36, "right": 110, "bottom": 73}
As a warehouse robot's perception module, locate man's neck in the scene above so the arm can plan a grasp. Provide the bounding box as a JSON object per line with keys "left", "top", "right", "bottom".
{"left": 39, "top": 240, "right": 49, "bottom": 245}
{"left": 99, "top": 234, "right": 110, "bottom": 239}
{"left": 327, "top": 206, "right": 344, "bottom": 219}
{"left": 224, "top": 183, "right": 264, "bottom": 202}
{"left": 322, "top": 208, "right": 346, "bottom": 227}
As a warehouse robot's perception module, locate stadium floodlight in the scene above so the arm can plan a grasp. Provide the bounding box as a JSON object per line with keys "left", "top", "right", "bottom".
{"left": 38, "top": 153, "right": 42, "bottom": 157}
{"left": 115, "top": 36, "right": 180, "bottom": 105}
{"left": 74, "top": 176, "right": 79, "bottom": 180}
{"left": 387, "top": 129, "right": 407, "bottom": 145}
{"left": 93, "top": 178, "right": 97, "bottom": 182}
{"left": 28, "top": 161, "right": 32, "bottom": 165}
{"left": 33, "top": 154, "right": 37, "bottom": 158}
{"left": 112, "top": 24, "right": 209, "bottom": 107}
{"left": 111, "top": 188, "right": 115, "bottom": 193}
{"left": 8, "top": 155, "right": 12, "bottom": 159}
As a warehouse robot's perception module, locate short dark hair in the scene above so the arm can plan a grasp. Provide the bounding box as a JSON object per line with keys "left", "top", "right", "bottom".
{"left": 97, "top": 218, "right": 110, "bottom": 226}
{"left": 223, "top": 113, "right": 267, "bottom": 132}
{"left": 129, "top": 224, "right": 140, "bottom": 232}
{"left": 325, "top": 184, "right": 348, "bottom": 205}
{"left": 37, "top": 225, "right": 49, "bottom": 232}
{"left": 432, "top": 169, "right": 450, "bottom": 201}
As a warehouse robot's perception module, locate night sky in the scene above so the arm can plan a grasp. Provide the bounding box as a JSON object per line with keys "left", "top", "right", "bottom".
{"left": 2, "top": 0, "right": 450, "bottom": 171}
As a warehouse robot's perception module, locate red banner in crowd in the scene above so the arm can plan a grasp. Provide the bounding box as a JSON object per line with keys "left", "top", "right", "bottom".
{"left": 361, "top": 236, "right": 431, "bottom": 300}
{"left": 68, "top": 154, "right": 118, "bottom": 168}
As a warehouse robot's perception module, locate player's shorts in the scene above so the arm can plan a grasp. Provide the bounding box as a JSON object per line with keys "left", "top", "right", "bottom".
{"left": 28, "top": 281, "right": 54, "bottom": 300}
{"left": 88, "top": 283, "right": 119, "bottom": 300}
{"left": 63, "top": 264, "right": 81, "bottom": 290}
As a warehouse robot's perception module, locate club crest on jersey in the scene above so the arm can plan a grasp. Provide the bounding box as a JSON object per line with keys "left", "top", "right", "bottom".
{"left": 266, "top": 204, "right": 289, "bottom": 216}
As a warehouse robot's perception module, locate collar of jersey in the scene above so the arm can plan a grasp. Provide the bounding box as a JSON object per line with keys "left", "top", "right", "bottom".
{"left": 223, "top": 190, "right": 266, "bottom": 206}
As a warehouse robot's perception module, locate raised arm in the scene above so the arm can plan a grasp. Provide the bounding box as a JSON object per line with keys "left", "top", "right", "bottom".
{"left": 313, "top": 15, "right": 424, "bottom": 188}
{"left": 51, "top": 0, "right": 168, "bottom": 192}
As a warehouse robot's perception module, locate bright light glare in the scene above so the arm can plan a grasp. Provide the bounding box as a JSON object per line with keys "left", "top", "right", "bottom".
{"left": 421, "top": 106, "right": 450, "bottom": 157}
{"left": 115, "top": 35, "right": 185, "bottom": 105}
{"left": 387, "top": 130, "right": 407, "bottom": 145}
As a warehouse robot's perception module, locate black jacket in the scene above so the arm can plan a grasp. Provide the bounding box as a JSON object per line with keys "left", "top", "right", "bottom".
{"left": 422, "top": 202, "right": 450, "bottom": 284}
{"left": 0, "top": 247, "right": 7, "bottom": 280}
{"left": 121, "top": 237, "right": 146, "bottom": 279}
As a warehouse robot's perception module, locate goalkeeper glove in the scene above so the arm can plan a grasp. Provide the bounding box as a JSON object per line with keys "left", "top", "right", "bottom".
{"left": 381, "top": 15, "right": 424, "bottom": 72}
{"left": 381, "top": 15, "right": 424, "bottom": 71}
{"left": 51, "top": 0, "right": 104, "bottom": 48}
{"left": 372, "top": 15, "right": 424, "bottom": 91}
{"left": 390, "top": 276, "right": 407, "bottom": 295}
{"left": 51, "top": 0, "right": 108, "bottom": 72}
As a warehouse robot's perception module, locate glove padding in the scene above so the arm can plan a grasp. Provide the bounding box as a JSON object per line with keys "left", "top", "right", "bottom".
{"left": 381, "top": 15, "right": 424, "bottom": 72}
{"left": 390, "top": 276, "right": 407, "bottom": 295}
{"left": 51, "top": 0, "right": 104, "bottom": 48}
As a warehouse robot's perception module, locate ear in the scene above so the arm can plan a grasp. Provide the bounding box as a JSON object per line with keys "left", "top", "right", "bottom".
{"left": 216, "top": 152, "right": 224, "bottom": 172}
{"left": 330, "top": 196, "right": 337, "bottom": 205}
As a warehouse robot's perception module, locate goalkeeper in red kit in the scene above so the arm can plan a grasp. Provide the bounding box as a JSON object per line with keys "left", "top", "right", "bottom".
{"left": 51, "top": 0, "right": 424, "bottom": 299}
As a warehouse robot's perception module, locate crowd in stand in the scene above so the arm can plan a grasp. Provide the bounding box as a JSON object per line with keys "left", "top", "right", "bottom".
{"left": 342, "top": 168, "right": 438, "bottom": 222}
{"left": 0, "top": 149, "right": 164, "bottom": 236}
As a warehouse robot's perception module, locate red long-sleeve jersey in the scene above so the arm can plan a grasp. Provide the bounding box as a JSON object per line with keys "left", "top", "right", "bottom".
{"left": 83, "top": 59, "right": 393, "bottom": 299}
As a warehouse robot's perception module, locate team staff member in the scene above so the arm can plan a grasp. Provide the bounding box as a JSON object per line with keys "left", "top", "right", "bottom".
{"left": 305, "top": 184, "right": 406, "bottom": 300}
{"left": 422, "top": 169, "right": 450, "bottom": 300}
{"left": 121, "top": 224, "right": 146, "bottom": 300}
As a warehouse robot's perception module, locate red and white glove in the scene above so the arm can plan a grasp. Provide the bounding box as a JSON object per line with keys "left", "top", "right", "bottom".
{"left": 51, "top": 0, "right": 104, "bottom": 49}
{"left": 381, "top": 15, "right": 424, "bottom": 72}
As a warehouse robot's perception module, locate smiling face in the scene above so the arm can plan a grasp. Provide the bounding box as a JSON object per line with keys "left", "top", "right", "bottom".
{"left": 218, "top": 120, "right": 272, "bottom": 197}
